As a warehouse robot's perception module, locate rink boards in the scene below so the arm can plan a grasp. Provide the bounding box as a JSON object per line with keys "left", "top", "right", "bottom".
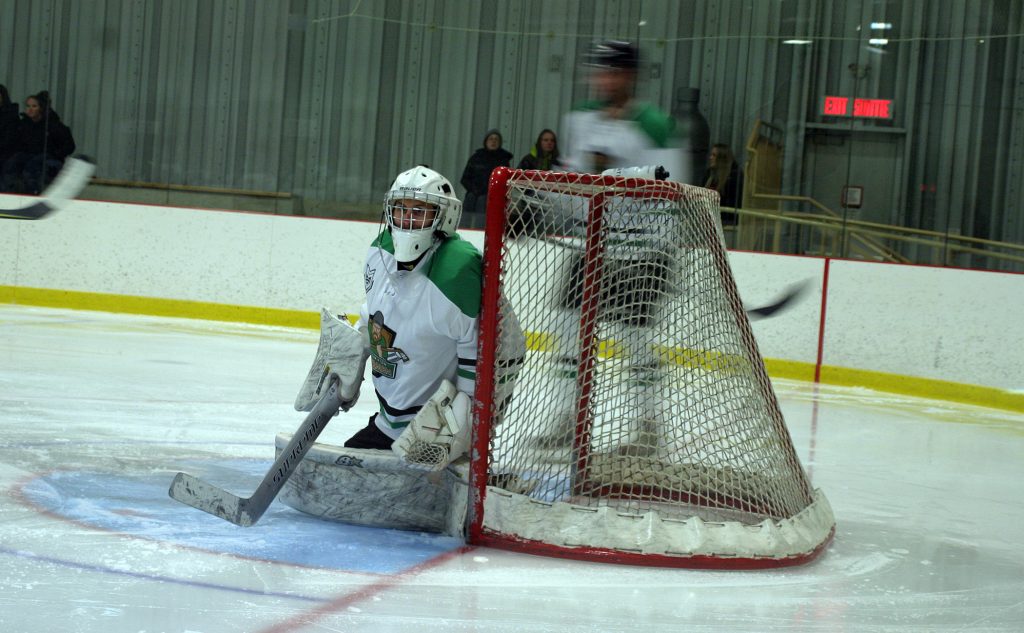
{"left": 1, "top": 194, "right": 1022, "bottom": 410}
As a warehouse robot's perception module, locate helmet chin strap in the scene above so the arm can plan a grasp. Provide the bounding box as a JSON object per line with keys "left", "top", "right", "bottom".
{"left": 396, "top": 250, "right": 429, "bottom": 271}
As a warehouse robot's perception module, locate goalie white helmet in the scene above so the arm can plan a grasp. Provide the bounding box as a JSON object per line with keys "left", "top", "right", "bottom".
{"left": 383, "top": 166, "right": 462, "bottom": 263}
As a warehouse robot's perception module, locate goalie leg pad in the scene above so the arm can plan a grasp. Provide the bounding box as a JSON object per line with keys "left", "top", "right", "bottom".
{"left": 295, "top": 309, "right": 369, "bottom": 412}
{"left": 275, "top": 435, "right": 469, "bottom": 535}
{"left": 392, "top": 380, "right": 472, "bottom": 472}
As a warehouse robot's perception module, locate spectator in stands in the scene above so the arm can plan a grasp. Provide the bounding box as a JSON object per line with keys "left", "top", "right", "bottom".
{"left": 516, "top": 128, "right": 560, "bottom": 171}
{"left": 0, "top": 85, "right": 21, "bottom": 164}
{"left": 703, "top": 143, "right": 743, "bottom": 226}
{"left": 1, "top": 91, "right": 76, "bottom": 194}
{"left": 459, "top": 128, "right": 512, "bottom": 226}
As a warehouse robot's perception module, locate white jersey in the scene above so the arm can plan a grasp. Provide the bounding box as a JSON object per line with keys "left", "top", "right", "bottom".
{"left": 560, "top": 100, "right": 690, "bottom": 185}
{"left": 526, "top": 101, "right": 687, "bottom": 259}
{"left": 358, "top": 232, "right": 481, "bottom": 440}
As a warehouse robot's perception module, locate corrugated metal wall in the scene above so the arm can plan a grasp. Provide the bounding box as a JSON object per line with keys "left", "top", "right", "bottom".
{"left": 0, "top": 0, "right": 1021, "bottom": 246}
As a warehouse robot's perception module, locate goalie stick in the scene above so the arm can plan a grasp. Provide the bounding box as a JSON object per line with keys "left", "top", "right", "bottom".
{"left": 168, "top": 378, "right": 342, "bottom": 527}
{"left": 0, "top": 155, "right": 96, "bottom": 220}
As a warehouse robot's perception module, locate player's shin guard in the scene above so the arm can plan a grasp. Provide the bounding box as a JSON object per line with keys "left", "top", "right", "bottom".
{"left": 532, "top": 308, "right": 581, "bottom": 449}
{"left": 618, "top": 325, "right": 665, "bottom": 457}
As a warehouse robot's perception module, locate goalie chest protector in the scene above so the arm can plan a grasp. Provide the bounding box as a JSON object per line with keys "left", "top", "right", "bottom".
{"left": 360, "top": 233, "right": 481, "bottom": 437}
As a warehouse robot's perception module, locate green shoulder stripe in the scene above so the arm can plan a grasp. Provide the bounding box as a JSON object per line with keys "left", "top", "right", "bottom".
{"left": 572, "top": 100, "right": 675, "bottom": 148}
{"left": 572, "top": 99, "right": 607, "bottom": 112}
{"left": 631, "top": 104, "right": 675, "bottom": 148}
{"left": 370, "top": 230, "right": 395, "bottom": 254}
{"left": 427, "top": 235, "right": 482, "bottom": 317}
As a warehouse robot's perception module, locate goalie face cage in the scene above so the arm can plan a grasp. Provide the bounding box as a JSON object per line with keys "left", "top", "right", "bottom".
{"left": 469, "top": 167, "right": 834, "bottom": 568}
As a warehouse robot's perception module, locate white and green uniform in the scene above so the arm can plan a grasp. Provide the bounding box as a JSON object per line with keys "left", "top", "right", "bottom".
{"left": 560, "top": 99, "right": 689, "bottom": 184}
{"left": 558, "top": 99, "right": 690, "bottom": 260}
{"left": 540, "top": 99, "right": 689, "bottom": 441}
{"left": 358, "top": 231, "right": 481, "bottom": 440}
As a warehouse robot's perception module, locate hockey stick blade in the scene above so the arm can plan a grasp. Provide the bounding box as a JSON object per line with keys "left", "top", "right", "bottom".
{"left": 168, "top": 473, "right": 256, "bottom": 526}
{"left": 168, "top": 379, "right": 342, "bottom": 527}
{"left": 0, "top": 155, "right": 97, "bottom": 220}
{"left": 745, "top": 280, "right": 811, "bottom": 321}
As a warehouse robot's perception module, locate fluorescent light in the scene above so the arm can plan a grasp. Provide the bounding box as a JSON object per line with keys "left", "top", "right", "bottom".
{"left": 869, "top": 38, "right": 889, "bottom": 45}
{"left": 783, "top": 39, "right": 813, "bottom": 45}
{"left": 870, "top": 22, "right": 893, "bottom": 30}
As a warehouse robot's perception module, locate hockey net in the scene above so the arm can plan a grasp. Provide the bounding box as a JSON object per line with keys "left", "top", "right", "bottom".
{"left": 469, "top": 167, "right": 834, "bottom": 568}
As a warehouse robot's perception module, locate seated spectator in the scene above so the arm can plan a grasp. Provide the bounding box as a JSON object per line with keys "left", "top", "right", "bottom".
{"left": 516, "top": 129, "right": 560, "bottom": 171}
{"left": 0, "top": 85, "right": 20, "bottom": 165}
{"left": 459, "top": 129, "right": 512, "bottom": 227}
{"left": 703, "top": 143, "right": 743, "bottom": 226}
{"left": 1, "top": 91, "right": 76, "bottom": 194}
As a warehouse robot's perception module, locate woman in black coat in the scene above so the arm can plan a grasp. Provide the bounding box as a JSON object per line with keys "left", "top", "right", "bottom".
{"left": 517, "top": 128, "right": 560, "bottom": 171}
{"left": 460, "top": 129, "right": 513, "bottom": 223}
{"left": 1, "top": 90, "right": 76, "bottom": 194}
{"left": 0, "top": 85, "right": 21, "bottom": 165}
{"left": 703, "top": 144, "right": 743, "bottom": 226}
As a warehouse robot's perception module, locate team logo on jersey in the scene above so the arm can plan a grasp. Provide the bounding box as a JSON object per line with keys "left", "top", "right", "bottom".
{"left": 368, "top": 311, "right": 407, "bottom": 379}
{"left": 364, "top": 264, "right": 376, "bottom": 292}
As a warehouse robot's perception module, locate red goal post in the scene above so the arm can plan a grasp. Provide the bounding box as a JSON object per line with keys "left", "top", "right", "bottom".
{"left": 468, "top": 167, "right": 834, "bottom": 568}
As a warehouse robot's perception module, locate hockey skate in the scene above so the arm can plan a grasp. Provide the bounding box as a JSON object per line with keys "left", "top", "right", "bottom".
{"left": 486, "top": 472, "right": 539, "bottom": 495}
{"left": 613, "top": 362, "right": 664, "bottom": 458}
{"left": 531, "top": 354, "right": 581, "bottom": 451}
{"left": 614, "top": 417, "right": 660, "bottom": 458}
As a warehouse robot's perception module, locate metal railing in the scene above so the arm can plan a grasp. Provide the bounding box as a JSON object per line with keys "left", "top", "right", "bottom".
{"left": 738, "top": 120, "right": 1023, "bottom": 272}
{"left": 724, "top": 206, "right": 1024, "bottom": 271}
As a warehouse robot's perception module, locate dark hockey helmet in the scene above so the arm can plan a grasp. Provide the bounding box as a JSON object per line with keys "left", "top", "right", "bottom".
{"left": 584, "top": 40, "right": 640, "bottom": 70}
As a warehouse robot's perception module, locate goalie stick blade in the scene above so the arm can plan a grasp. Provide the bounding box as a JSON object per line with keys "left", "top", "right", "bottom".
{"left": 168, "top": 472, "right": 258, "bottom": 527}
{"left": 745, "top": 280, "right": 811, "bottom": 320}
{"left": 0, "top": 155, "right": 97, "bottom": 220}
{"left": 168, "top": 378, "right": 342, "bottom": 527}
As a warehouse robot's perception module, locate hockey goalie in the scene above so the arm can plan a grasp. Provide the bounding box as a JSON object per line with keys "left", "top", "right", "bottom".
{"left": 279, "top": 165, "right": 525, "bottom": 534}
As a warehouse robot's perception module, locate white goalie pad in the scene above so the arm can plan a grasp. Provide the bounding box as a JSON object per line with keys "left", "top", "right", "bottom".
{"left": 275, "top": 434, "right": 470, "bottom": 535}
{"left": 392, "top": 380, "right": 472, "bottom": 472}
{"left": 294, "top": 309, "right": 369, "bottom": 412}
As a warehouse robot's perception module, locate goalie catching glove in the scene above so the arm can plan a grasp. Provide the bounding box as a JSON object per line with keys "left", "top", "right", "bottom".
{"left": 294, "top": 309, "right": 369, "bottom": 413}
{"left": 392, "top": 379, "right": 472, "bottom": 472}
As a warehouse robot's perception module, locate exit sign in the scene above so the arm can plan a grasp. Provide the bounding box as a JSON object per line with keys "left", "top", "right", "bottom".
{"left": 822, "top": 96, "right": 894, "bottom": 119}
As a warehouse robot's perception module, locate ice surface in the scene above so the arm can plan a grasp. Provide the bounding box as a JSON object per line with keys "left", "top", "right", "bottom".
{"left": 1, "top": 304, "right": 1022, "bottom": 632}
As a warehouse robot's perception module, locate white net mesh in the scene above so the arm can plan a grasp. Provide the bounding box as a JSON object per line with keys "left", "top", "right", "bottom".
{"left": 473, "top": 169, "right": 833, "bottom": 565}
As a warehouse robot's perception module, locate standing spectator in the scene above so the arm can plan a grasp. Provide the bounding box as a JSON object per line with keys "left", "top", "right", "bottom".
{"left": 516, "top": 129, "right": 560, "bottom": 171}
{"left": 559, "top": 41, "right": 689, "bottom": 183}
{"left": 459, "top": 129, "right": 512, "bottom": 227}
{"left": 703, "top": 143, "right": 743, "bottom": 225}
{"left": 0, "top": 85, "right": 20, "bottom": 165}
{"left": 1, "top": 91, "right": 76, "bottom": 194}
